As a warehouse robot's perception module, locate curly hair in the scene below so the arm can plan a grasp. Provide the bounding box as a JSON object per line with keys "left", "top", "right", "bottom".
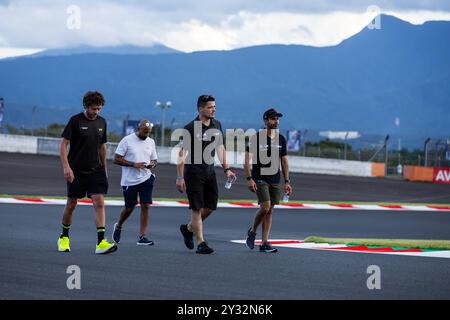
{"left": 83, "top": 91, "right": 105, "bottom": 108}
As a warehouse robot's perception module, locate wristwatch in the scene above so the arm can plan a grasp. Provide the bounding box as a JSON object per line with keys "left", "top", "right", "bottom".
{"left": 246, "top": 176, "right": 253, "bottom": 181}
{"left": 284, "top": 179, "right": 290, "bottom": 183}
{"left": 224, "top": 167, "right": 231, "bottom": 173}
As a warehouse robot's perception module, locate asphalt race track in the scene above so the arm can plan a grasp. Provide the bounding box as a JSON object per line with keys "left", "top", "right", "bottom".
{"left": 1, "top": 204, "right": 450, "bottom": 299}
{"left": 1, "top": 152, "right": 449, "bottom": 203}
{"left": 0, "top": 152, "right": 450, "bottom": 300}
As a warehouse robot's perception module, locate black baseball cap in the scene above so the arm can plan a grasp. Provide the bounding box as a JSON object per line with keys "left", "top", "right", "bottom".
{"left": 263, "top": 108, "right": 283, "bottom": 120}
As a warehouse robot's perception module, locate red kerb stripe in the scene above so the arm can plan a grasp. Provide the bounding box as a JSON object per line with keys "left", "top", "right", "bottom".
{"left": 380, "top": 205, "right": 403, "bottom": 209}
{"left": 427, "top": 206, "right": 450, "bottom": 210}
{"left": 330, "top": 204, "right": 355, "bottom": 208}
{"left": 230, "top": 203, "right": 257, "bottom": 207}
{"left": 15, "top": 197, "right": 45, "bottom": 203}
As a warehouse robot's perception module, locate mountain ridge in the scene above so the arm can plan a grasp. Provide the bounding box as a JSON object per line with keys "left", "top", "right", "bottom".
{"left": 0, "top": 14, "right": 449, "bottom": 148}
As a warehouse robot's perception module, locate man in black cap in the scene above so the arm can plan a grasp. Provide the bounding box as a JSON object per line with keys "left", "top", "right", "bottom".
{"left": 244, "top": 108, "right": 292, "bottom": 253}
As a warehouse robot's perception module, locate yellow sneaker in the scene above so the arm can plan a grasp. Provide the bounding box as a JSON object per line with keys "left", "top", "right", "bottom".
{"left": 57, "top": 236, "right": 70, "bottom": 252}
{"left": 95, "top": 239, "right": 118, "bottom": 254}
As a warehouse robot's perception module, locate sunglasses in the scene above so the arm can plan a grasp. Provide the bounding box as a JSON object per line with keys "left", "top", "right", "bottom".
{"left": 199, "top": 95, "right": 214, "bottom": 101}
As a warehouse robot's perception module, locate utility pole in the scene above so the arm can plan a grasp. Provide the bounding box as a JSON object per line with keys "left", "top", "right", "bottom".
{"left": 434, "top": 139, "right": 441, "bottom": 167}
{"left": 31, "top": 106, "right": 37, "bottom": 136}
{"left": 155, "top": 101, "right": 172, "bottom": 147}
{"left": 302, "top": 129, "right": 308, "bottom": 157}
{"left": 344, "top": 131, "right": 349, "bottom": 160}
{"left": 424, "top": 137, "right": 431, "bottom": 167}
{"left": 384, "top": 135, "right": 390, "bottom": 176}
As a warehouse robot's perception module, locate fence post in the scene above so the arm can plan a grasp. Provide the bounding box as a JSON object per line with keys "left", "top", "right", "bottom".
{"left": 384, "top": 135, "right": 390, "bottom": 176}
{"left": 424, "top": 137, "right": 431, "bottom": 167}
{"left": 434, "top": 139, "right": 441, "bottom": 167}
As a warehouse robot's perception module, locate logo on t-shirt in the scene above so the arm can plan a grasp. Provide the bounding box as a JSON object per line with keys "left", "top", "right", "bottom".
{"left": 80, "top": 126, "right": 88, "bottom": 130}
{"left": 259, "top": 144, "right": 282, "bottom": 151}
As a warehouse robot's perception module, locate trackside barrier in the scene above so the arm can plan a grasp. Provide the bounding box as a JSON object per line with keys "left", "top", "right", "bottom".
{"left": 404, "top": 165, "right": 450, "bottom": 184}
{"left": 1, "top": 134, "right": 384, "bottom": 178}
{"left": 0, "top": 134, "right": 38, "bottom": 153}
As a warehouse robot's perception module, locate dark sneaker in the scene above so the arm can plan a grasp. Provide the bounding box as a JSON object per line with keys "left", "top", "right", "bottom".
{"left": 137, "top": 236, "right": 154, "bottom": 246}
{"left": 112, "top": 222, "right": 121, "bottom": 244}
{"left": 246, "top": 228, "right": 256, "bottom": 250}
{"left": 180, "top": 224, "right": 194, "bottom": 250}
{"left": 259, "top": 242, "right": 278, "bottom": 253}
{"left": 196, "top": 241, "right": 214, "bottom": 254}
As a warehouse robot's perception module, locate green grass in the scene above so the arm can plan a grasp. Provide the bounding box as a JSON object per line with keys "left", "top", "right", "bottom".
{"left": 304, "top": 236, "right": 450, "bottom": 250}
{"left": 0, "top": 194, "right": 449, "bottom": 207}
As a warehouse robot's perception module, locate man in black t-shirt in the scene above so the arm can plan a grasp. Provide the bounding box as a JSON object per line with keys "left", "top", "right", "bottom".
{"left": 244, "top": 108, "right": 293, "bottom": 253}
{"left": 176, "top": 94, "right": 236, "bottom": 254}
{"left": 57, "top": 91, "right": 117, "bottom": 255}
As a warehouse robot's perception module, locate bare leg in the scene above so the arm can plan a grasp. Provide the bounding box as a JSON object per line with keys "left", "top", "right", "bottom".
{"left": 251, "top": 201, "right": 271, "bottom": 234}
{"left": 261, "top": 206, "right": 274, "bottom": 243}
{"left": 201, "top": 208, "right": 213, "bottom": 221}
{"left": 62, "top": 198, "right": 78, "bottom": 226}
{"left": 91, "top": 194, "right": 106, "bottom": 227}
{"left": 117, "top": 207, "right": 135, "bottom": 227}
{"left": 139, "top": 205, "right": 150, "bottom": 236}
{"left": 188, "top": 210, "right": 204, "bottom": 244}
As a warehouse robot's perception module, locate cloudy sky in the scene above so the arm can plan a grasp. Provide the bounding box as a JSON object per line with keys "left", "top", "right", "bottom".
{"left": 1, "top": 0, "right": 450, "bottom": 58}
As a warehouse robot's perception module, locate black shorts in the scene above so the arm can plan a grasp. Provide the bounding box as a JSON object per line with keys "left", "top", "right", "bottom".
{"left": 122, "top": 175, "right": 155, "bottom": 208}
{"left": 67, "top": 167, "right": 108, "bottom": 199}
{"left": 184, "top": 165, "right": 218, "bottom": 211}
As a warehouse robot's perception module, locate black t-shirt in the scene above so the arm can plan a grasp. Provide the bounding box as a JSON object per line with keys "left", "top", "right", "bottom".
{"left": 181, "top": 116, "right": 224, "bottom": 170}
{"left": 61, "top": 112, "right": 107, "bottom": 173}
{"left": 246, "top": 130, "right": 287, "bottom": 184}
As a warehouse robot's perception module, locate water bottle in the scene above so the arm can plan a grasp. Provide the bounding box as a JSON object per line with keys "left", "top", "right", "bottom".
{"left": 225, "top": 177, "right": 233, "bottom": 189}
{"left": 282, "top": 193, "right": 289, "bottom": 203}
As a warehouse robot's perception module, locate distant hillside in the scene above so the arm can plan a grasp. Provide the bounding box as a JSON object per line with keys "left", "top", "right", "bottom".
{"left": 1, "top": 15, "right": 449, "bottom": 148}
{"left": 29, "top": 44, "right": 180, "bottom": 57}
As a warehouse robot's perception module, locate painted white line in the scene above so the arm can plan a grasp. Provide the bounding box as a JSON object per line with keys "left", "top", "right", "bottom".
{"left": 231, "top": 239, "right": 450, "bottom": 258}
{"left": 0, "top": 198, "right": 449, "bottom": 212}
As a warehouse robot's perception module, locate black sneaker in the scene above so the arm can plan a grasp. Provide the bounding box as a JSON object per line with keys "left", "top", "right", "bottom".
{"left": 196, "top": 241, "right": 214, "bottom": 254}
{"left": 246, "top": 228, "right": 256, "bottom": 250}
{"left": 137, "top": 236, "right": 154, "bottom": 246}
{"left": 259, "top": 242, "right": 278, "bottom": 253}
{"left": 112, "top": 222, "right": 121, "bottom": 244}
{"left": 180, "top": 224, "right": 194, "bottom": 250}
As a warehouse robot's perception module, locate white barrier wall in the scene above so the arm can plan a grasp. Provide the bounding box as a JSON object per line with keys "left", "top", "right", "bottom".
{"left": 0, "top": 134, "right": 38, "bottom": 154}
{"left": 0, "top": 134, "right": 374, "bottom": 177}
{"left": 165, "top": 147, "right": 373, "bottom": 177}
{"left": 287, "top": 155, "right": 372, "bottom": 176}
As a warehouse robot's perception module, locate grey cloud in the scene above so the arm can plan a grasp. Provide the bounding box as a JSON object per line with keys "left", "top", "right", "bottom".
{"left": 291, "top": 25, "right": 314, "bottom": 39}
{"left": 0, "top": 0, "right": 12, "bottom": 6}
{"left": 107, "top": 0, "right": 450, "bottom": 14}
{"left": 1, "top": 0, "right": 449, "bottom": 51}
